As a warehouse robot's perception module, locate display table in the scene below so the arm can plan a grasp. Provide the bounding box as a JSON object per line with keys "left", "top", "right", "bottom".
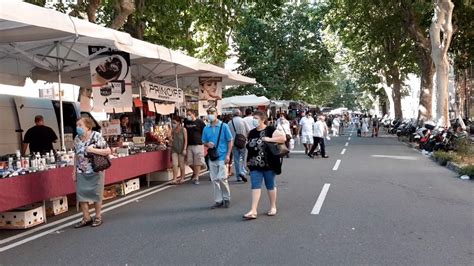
{"left": 0, "top": 150, "right": 171, "bottom": 212}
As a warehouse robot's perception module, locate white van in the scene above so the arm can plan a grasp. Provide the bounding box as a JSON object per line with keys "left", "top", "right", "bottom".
{"left": 0, "top": 95, "right": 100, "bottom": 156}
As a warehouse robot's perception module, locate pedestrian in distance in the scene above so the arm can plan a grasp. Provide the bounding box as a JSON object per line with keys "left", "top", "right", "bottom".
{"left": 276, "top": 113, "right": 292, "bottom": 157}
{"left": 202, "top": 107, "right": 233, "bottom": 209}
{"left": 73, "top": 117, "right": 111, "bottom": 228}
{"left": 228, "top": 109, "right": 250, "bottom": 183}
{"left": 22, "top": 115, "right": 58, "bottom": 155}
{"left": 361, "top": 115, "right": 369, "bottom": 137}
{"left": 308, "top": 115, "right": 329, "bottom": 159}
{"left": 243, "top": 108, "right": 255, "bottom": 131}
{"left": 332, "top": 115, "right": 340, "bottom": 137}
{"left": 243, "top": 111, "right": 286, "bottom": 220}
{"left": 169, "top": 116, "right": 188, "bottom": 184}
{"left": 372, "top": 115, "right": 380, "bottom": 137}
{"left": 298, "top": 111, "right": 315, "bottom": 154}
{"left": 184, "top": 109, "right": 206, "bottom": 185}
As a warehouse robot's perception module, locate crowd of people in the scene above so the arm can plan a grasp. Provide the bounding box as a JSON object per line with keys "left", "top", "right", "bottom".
{"left": 69, "top": 106, "right": 384, "bottom": 227}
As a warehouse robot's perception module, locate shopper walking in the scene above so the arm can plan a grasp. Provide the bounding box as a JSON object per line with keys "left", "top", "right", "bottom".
{"left": 169, "top": 116, "right": 188, "bottom": 184}
{"left": 372, "top": 115, "right": 380, "bottom": 137}
{"left": 184, "top": 110, "right": 206, "bottom": 185}
{"left": 276, "top": 113, "right": 292, "bottom": 156}
{"left": 308, "top": 115, "right": 329, "bottom": 158}
{"left": 243, "top": 111, "right": 286, "bottom": 220}
{"left": 361, "top": 115, "right": 369, "bottom": 137}
{"left": 22, "top": 115, "right": 58, "bottom": 155}
{"left": 73, "top": 117, "right": 111, "bottom": 228}
{"left": 332, "top": 115, "right": 340, "bottom": 136}
{"left": 298, "top": 112, "right": 314, "bottom": 154}
{"left": 202, "top": 107, "right": 233, "bottom": 208}
{"left": 243, "top": 108, "right": 255, "bottom": 131}
{"left": 228, "top": 109, "right": 250, "bottom": 183}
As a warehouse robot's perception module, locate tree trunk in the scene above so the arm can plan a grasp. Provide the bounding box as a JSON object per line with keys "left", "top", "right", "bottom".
{"left": 430, "top": 0, "right": 454, "bottom": 127}
{"left": 85, "top": 0, "right": 101, "bottom": 23}
{"left": 417, "top": 50, "right": 436, "bottom": 124}
{"left": 109, "top": 0, "right": 135, "bottom": 30}
{"left": 123, "top": 0, "right": 145, "bottom": 40}
{"left": 392, "top": 73, "right": 403, "bottom": 119}
{"left": 401, "top": 0, "right": 435, "bottom": 125}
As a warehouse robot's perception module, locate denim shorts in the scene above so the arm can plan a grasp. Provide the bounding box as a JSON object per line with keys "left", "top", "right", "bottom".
{"left": 250, "top": 170, "right": 276, "bottom": 190}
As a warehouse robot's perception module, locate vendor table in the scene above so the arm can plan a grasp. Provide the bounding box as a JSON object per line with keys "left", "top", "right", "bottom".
{"left": 0, "top": 150, "right": 171, "bottom": 212}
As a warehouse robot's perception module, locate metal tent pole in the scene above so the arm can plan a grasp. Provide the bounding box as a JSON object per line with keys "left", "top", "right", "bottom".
{"left": 56, "top": 46, "right": 65, "bottom": 150}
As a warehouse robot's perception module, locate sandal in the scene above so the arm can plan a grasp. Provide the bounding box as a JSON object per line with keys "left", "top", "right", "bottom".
{"left": 267, "top": 208, "right": 277, "bottom": 216}
{"left": 74, "top": 218, "right": 92, "bottom": 228}
{"left": 91, "top": 217, "right": 103, "bottom": 227}
{"left": 242, "top": 212, "right": 257, "bottom": 220}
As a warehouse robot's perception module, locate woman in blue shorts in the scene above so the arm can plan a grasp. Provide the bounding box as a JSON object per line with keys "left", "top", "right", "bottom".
{"left": 243, "top": 111, "right": 286, "bottom": 220}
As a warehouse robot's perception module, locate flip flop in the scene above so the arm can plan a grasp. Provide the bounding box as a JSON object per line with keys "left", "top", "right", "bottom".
{"left": 243, "top": 213, "right": 257, "bottom": 220}
{"left": 267, "top": 208, "right": 277, "bottom": 216}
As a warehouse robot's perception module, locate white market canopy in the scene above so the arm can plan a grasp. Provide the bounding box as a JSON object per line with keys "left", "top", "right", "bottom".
{"left": 222, "top": 95, "right": 270, "bottom": 108}
{"left": 0, "top": 1, "right": 256, "bottom": 88}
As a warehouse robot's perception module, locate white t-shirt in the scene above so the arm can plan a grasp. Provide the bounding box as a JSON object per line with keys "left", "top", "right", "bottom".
{"left": 313, "top": 120, "right": 327, "bottom": 138}
{"left": 299, "top": 116, "right": 315, "bottom": 135}
{"left": 243, "top": 115, "right": 255, "bottom": 130}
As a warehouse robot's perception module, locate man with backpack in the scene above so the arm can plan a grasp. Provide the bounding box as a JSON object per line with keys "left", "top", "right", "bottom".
{"left": 228, "top": 109, "right": 250, "bottom": 183}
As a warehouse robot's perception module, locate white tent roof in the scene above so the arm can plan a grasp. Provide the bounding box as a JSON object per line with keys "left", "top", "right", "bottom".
{"left": 222, "top": 95, "right": 270, "bottom": 108}
{"left": 0, "top": 1, "right": 255, "bottom": 87}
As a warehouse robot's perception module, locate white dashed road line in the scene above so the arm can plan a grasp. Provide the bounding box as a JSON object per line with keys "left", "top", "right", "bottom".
{"left": 344, "top": 142, "right": 349, "bottom": 147}
{"left": 311, "top": 183, "right": 331, "bottom": 215}
{"left": 371, "top": 155, "right": 418, "bottom": 160}
{"left": 341, "top": 149, "right": 346, "bottom": 155}
{"left": 332, "top": 159, "right": 341, "bottom": 171}
{"left": 348, "top": 137, "right": 351, "bottom": 141}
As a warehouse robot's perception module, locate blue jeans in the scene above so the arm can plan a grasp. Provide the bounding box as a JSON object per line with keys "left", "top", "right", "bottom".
{"left": 250, "top": 170, "right": 276, "bottom": 190}
{"left": 232, "top": 147, "right": 247, "bottom": 181}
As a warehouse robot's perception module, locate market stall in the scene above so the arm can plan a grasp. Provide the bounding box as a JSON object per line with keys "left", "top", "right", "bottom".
{"left": 0, "top": 1, "right": 256, "bottom": 221}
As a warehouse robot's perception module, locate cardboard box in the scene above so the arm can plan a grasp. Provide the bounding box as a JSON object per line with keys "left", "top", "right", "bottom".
{"left": 0, "top": 203, "right": 45, "bottom": 229}
{"left": 148, "top": 166, "right": 193, "bottom": 182}
{"left": 45, "top": 196, "right": 68, "bottom": 216}
{"left": 103, "top": 184, "right": 118, "bottom": 200}
{"left": 120, "top": 177, "right": 140, "bottom": 195}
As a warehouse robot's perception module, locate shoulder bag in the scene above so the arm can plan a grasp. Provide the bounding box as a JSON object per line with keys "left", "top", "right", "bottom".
{"left": 231, "top": 120, "right": 247, "bottom": 149}
{"left": 265, "top": 127, "right": 289, "bottom": 157}
{"left": 88, "top": 132, "right": 111, "bottom": 172}
{"left": 208, "top": 123, "right": 223, "bottom": 161}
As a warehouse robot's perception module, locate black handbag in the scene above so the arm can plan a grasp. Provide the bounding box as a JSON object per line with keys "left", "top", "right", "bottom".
{"left": 208, "top": 123, "right": 223, "bottom": 161}
{"left": 88, "top": 132, "right": 111, "bottom": 172}
{"left": 267, "top": 142, "right": 290, "bottom": 157}
{"left": 231, "top": 120, "right": 247, "bottom": 149}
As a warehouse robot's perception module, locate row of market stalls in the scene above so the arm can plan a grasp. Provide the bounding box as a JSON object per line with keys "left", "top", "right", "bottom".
{"left": 0, "top": 1, "right": 256, "bottom": 224}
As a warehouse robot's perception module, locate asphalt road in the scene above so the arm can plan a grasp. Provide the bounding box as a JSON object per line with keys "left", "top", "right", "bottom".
{"left": 0, "top": 126, "right": 473, "bottom": 265}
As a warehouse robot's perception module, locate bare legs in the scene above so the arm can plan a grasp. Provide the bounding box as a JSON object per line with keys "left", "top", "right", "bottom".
{"left": 79, "top": 201, "right": 102, "bottom": 220}
{"left": 245, "top": 188, "right": 277, "bottom": 216}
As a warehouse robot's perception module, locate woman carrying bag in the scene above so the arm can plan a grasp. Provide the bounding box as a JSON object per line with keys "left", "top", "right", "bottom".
{"left": 243, "top": 111, "right": 286, "bottom": 220}
{"left": 73, "top": 117, "right": 111, "bottom": 228}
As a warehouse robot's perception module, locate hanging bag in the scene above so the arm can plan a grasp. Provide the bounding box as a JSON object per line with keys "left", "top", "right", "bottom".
{"left": 88, "top": 132, "right": 111, "bottom": 172}
{"left": 231, "top": 120, "right": 247, "bottom": 149}
{"left": 208, "top": 123, "right": 223, "bottom": 161}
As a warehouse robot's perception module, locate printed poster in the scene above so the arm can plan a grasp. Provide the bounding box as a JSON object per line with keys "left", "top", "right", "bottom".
{"left": 88, "top": 46, "right": 132, "bottom": 112}
{"left": 198, "top": 77, "right": 222, "bottom": 116}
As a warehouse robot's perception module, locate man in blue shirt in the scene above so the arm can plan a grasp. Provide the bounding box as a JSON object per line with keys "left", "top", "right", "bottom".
{"left": 202, "top": 107, "right": 233, "bottom": 208}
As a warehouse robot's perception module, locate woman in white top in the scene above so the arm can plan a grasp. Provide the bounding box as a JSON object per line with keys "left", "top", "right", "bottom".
{"left": 277, "top": 114, "right": 292, "bottom": 156}
{"left": 361, "top": 115, "right": 369, "bottom": 137}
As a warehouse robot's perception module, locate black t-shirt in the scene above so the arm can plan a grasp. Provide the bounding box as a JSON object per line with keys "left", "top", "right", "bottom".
{"left": 247, "top": 126, "right": 278, "bottom": 171}
{"left": 184, "top": 118, "right": 206, "bottom": 145}
{"left": 23, "top": 125, "right": 58, "bottom": 154}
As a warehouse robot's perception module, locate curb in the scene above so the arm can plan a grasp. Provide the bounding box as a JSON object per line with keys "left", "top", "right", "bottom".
{"left": 399, "top": 139, "right": 471, "bottom": 180}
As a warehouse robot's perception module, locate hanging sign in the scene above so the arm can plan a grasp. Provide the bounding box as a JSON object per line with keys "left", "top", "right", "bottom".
{"left": 100, "top": 120, "right": 122, "bottom": 136}
{"left": 88, "top": 46, "right": 132, "bottom": 112}
{"left": 198, "top": 77, "right": 222, "bottom": 116}
{"left": 141, "top": 81, "right": 184, "bottom": 103}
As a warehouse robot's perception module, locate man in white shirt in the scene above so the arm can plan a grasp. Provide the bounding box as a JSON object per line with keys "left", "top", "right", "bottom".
{"left": 298, "top": 112, "right": 314, "bottom": 154}
{"left": 242, "top": 108, "right": 255, "bottom": 131}
{"left": 308, "top": 115, "right": 329, "bottom": 158}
